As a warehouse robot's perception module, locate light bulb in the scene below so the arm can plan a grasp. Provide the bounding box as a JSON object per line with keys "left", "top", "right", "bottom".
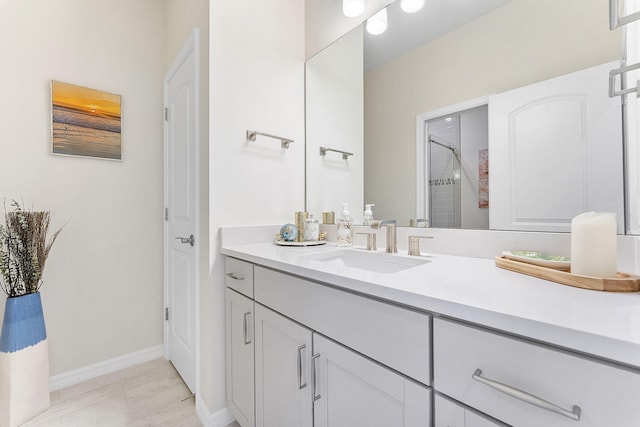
{"left": 343, "top": 0, "right": 365, "bottom": 18}
{"left": 400, "top": 0, "right": 425, "bottom": 13}
{"left": 366, "top": 8, "right": 388, "bottom": 35}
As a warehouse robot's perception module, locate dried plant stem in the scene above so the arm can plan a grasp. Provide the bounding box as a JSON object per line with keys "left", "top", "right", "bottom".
{"left": 0, "top": 200, "right": 62, "bottom": 297}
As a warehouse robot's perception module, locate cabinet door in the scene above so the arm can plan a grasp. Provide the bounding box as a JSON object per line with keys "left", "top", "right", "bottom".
{"left": 435, "top": 395, "right": 504, "bottom": 427}
{"left": 254, "top": 304, "right": 313, "bottom": 427}
{"left": 313, "top": 333, "right": 430, "bottom": 427}
{"left": 225, "top": 288, "right": 254, "bottom": 427}
{"left": 466, "top": 411, "right": 504, "bottom": 427}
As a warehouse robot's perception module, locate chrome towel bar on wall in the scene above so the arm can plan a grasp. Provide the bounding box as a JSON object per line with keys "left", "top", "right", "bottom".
{"left": 608, "top": 0, "right": 640, "bottom": 98}
{"left": 609, "top": 62, "right": 640, "bottom": 98}
{"left": 609, "top": 0, "right": 640, "bottom": 29}
{"left": 319, "top": 146, "right": 354, "bottom": 160}
{"left": 246, "top": 130, "right": 294, "bottom": 149}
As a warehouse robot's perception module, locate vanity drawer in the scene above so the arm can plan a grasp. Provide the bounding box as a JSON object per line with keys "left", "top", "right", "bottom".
{"left": 434, "top": 318, "right": 640, "bottom": 427}
{"left": 254, "top": 266, "right": 431, "bottom": 385}
{"left": 225, "top": 257, "right": 254, "bottom": 298}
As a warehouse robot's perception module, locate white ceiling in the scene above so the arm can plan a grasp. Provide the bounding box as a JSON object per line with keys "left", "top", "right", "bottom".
{"left": 364, "top": 0, "right": 515, "bottom": 72}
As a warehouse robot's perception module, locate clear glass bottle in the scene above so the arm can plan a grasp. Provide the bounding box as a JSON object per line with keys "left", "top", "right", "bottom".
{"left": 304, "top": 214, "right": 320, "bottom": 241}
{"left": 336, "top": 204, "right": 353, "bottom": 247}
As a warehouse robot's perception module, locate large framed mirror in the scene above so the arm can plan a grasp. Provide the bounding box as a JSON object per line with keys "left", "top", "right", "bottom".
{"left": 305, "top": 0, "right": 628, "bottom": 233}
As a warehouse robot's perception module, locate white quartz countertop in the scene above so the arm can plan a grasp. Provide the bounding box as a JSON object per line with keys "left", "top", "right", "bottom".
{"left": 221, "top": 242, "right": 640, "bottom": 369}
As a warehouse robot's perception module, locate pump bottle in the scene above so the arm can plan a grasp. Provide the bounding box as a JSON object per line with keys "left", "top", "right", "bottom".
{"left": 337, "top": 203, "right": 353, "bottom": 247}
{"left": 363, "top": 204, "right": 375, "bottom": 225}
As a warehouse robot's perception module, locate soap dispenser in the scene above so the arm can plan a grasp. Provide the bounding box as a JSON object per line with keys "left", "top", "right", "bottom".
{"left": 337, "top": 203, "right": 353, "bottom": 247}
{"left": 363, "top": 204, "right": 375, "bottom": 225}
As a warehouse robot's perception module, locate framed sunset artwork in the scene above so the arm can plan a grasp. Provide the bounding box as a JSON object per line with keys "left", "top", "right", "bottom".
{"left": 51, "top": 80, "right": 122, "bottom": 160}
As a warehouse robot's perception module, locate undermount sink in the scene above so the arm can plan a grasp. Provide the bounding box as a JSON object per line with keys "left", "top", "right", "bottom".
{"left": 301, "top": 249, "right": 430, "bottom": 274}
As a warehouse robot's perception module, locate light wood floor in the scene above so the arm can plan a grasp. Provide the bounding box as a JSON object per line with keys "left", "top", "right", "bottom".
{"left": 22, "top": 358, "right": 240, "bottom": 427}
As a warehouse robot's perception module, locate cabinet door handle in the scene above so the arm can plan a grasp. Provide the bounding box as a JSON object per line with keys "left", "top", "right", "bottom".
{"left": 226, "top": 272, "right": 245, "bottom": 281}
{"left": 472, "top": 369, "right": 581, "bottom": 421}
{"left": 312, "top": 353, "right": 321, "bottom": 401}
{"left": 297, "top": 345, "right": 307, "bottom": 390}
{"left": 242, "top": 312, "right": 252, "bottom": 345}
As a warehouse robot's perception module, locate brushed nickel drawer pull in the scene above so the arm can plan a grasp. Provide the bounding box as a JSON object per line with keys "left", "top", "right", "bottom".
{"left": 226, "top": 272, "right": 245, "bottom": 281}
{"left": 312, "top": 354, "right": 321, "bottom": 401}
{"left": 297, "top": 345, "right": 307, "bottom": 390}
{"left": 242, "top": 312, "right": 252, "bottom": 345}
{"left": 472, "top": 369, "right": 581, "bottom": 421}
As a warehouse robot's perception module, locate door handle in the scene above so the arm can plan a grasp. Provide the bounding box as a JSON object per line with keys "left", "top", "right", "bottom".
{"left": 297, "top": 345, "right": 307, "bottom": 390}
{"left": 242, "top": 312, "right": 252, "bottom": 345}
{"left": 312, "top": 353, "right": 321, "bottom": 401}
{"left": 175, "top": 234, "right": 195, "bottom": 246}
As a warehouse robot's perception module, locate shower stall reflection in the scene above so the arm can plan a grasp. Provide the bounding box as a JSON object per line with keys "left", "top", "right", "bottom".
{"left": 426, "top": 106, "right": 489, "bottom": 229}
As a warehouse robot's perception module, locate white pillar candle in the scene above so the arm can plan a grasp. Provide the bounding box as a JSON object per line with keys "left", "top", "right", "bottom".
{"left": 570, "top": 212, "right": 617, "bottom": 277}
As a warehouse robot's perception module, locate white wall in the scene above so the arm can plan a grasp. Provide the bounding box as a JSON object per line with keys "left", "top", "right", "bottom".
{"left": 306, "top": 27, "right": 364, "bottom": 222}
{"left": 206, "top": 0, "right": 305, "bottom": 420}
{"left": 0, "top": 0, "right": 165, "bottom": 375}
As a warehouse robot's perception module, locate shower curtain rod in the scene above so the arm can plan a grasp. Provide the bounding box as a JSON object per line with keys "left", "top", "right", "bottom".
{"left": 428, "top": 135, "right": 459, "bottom": 155}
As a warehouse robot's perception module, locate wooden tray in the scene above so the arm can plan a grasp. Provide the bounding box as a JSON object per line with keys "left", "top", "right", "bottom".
{"left": 495, "top": 256, "right": 640, "bottom": 292}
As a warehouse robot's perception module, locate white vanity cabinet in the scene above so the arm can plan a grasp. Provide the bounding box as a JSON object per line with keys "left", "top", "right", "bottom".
{"left": 225, "top": 258, "right": 256, "bottom": 427}
{"left": 254, "top": 266, "right": 431, "bottom": 385}
{"left": 225, "top": 252, "right": 640, "bottom": 427}
{"left": 254, "top": 301, "right": 431, "bottom": 427}
{"left": 434, "top": 317, "right": 640, "bottom": 427}
{"left": 250, "top": 264, "right": 432, "bottom": 426}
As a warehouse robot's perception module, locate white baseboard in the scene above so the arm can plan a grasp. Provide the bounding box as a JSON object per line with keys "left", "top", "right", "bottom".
{"left": 196, "top": 395, "right": 235, "bottom": 427}
{"left": 49, "top": 345, "right": 164, "bottom": 391}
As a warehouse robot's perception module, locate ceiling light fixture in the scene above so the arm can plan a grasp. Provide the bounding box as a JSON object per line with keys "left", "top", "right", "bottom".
{"left": 343, "top": 0, "right": 365, "bottom": 18}
{"left": 366, "top": 8, "right": 388, "bottom": 35}
{"left": 400, "top": 0, "right": 425, "bottom": 13}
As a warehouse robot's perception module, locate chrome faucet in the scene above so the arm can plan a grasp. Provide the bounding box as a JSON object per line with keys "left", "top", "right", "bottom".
{"left": 370, "top": 220, "right": 397, "bottom": 253}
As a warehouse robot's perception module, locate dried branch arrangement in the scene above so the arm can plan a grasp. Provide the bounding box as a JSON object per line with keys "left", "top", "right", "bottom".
{"left": 0, "top": 200, "right": 62, "bottom": 297}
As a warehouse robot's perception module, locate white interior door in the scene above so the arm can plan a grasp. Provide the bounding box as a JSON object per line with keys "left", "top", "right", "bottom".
{"left": 164, "top": 30, "right": 199, "bottom": 393}
{"left": 489, "top": 61, "right": 623, "bottom": 232}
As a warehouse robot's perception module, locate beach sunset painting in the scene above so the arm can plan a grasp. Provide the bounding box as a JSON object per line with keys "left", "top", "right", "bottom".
{"left": 51, "top": 80, "right": 122, "bottom": 160}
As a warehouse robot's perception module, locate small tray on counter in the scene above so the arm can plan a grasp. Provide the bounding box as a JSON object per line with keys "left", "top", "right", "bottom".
{"left": 495, "top": 256, "right": 640, "bottom": 292}
{"left": 501, "top": 250, "right": 571, "bottom": 270}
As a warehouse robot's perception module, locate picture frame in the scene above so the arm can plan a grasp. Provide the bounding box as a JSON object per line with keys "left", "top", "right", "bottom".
{"left": 51, "top": 80, "right": 122, "bottom": 160}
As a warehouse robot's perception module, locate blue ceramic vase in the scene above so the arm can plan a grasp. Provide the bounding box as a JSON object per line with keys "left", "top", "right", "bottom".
{"left": 0, "top": 292, "right": 51, "bottom": 427}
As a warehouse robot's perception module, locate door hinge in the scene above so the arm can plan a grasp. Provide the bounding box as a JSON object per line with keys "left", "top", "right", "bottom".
{"left": 164, "top": 107, "right": 169, "bottom": 121}
{"left": 165, "top": 307, "right": 169, "bottom": 321}
{"left": 165, "top": 207, "right": 169, "bottom": 221}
